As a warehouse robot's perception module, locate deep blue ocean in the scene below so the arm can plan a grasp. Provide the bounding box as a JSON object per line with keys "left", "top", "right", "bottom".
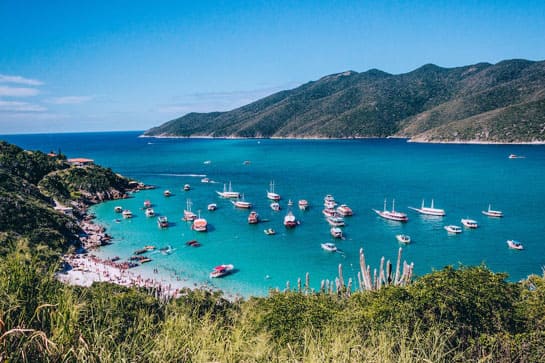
{"left": 3, "top": 131, "right": 545, "bottom": 297}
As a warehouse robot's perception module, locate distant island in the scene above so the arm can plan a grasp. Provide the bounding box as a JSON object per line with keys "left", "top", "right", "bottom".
{"left": 144, "top": 59, "right": 545, "bottom": 143}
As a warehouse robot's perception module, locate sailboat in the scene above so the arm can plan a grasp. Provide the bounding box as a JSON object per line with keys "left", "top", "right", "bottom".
{"left": 216, "top": 181, "right": 240, "bottom": 199}
{"left": 408, "top": 199, "right": 446, "bottom": 216}
{"left": 183, "top": 199, "right": 197, "bottom": 221}
{"left": 373, "top": 199, "right": 409, "bottom": 222}
{"left": 266, "top": 180, "right": 281, "bottom": 201}
{"left": 482, "top": 204, "right": 503, "bottom": 217}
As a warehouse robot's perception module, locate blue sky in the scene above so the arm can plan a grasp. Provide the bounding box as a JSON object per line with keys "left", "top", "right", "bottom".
{"left": 1, "top": 0, "right": 544, "bottom": 134}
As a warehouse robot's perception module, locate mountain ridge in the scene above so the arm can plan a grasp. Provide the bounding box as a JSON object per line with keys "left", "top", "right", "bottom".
{"left": 144, "top": 59, "right": 545, "bottom": 142}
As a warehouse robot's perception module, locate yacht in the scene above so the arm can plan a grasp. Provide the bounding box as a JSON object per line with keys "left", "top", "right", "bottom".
{"left": 122, "top": 209, "right": 133, "bottom": 219}
{"left": 201, "top": 177, "right": 210, "bottom": 183}
{"left": 209, "top": 264, "right": 234, "bottom": 278}
{"left": 216, "top": 181, "right": 240, "bottom": 199}
{"left": 444, "top": 225, "right": 462, "bottom": 234}
{"left": 232, "top": 195, "right": 252, "bottom": 209}
{"left": 157, "top": 216, "right": 169, "bottom": 228}
{"left": 283, "top": 210, "right": 298, "bottom": 228}
{"left": 507, "top": 240, "right": 523, "bottom": 250}
{"left": 264, "top": 228, "right": 276, "bottom": 235}
{"left": 461, "top": 218, "right": 478, "bottom": 228}
{"left": 336, "top": 204, "right": 353, "bottom": 216}
{"left": 270, "top": 202, "right": 281, "bottom": 211}
{"left": 408, "top": 199, "right": 446, "bottom": 216}
{"left": 373, "top": 199, "right": 409, "bottom": 222}
{"left": 330, "top": 227, "right": 343, "bottom": 238}
{"left": 482, "top": 205, "right": 503, "bottom": 218}
{"left": 396, "top": 234, "right": 411, "bottom": 244}
{"left": 145, "top": 208, "right": 155, "bottom": 217}
{"left": 298, "top": 199, "right": 309, "bottom": 211}
{"left": 321, "top": 242, "right": 337, "bottom": 252}
{"left": 327, "top": 216, "right": 345, "bottom": 227}
{"left": 207, "top": 203, "right": 217, "bottom": 211}
{"left": 248, "top": 211, "right": 259, "bottom": 224}
{"left": 266, "top": 181, "right": 281, "bottom": 201}
{"left": 322, "top": 208, "right": 337, "bottom": 217}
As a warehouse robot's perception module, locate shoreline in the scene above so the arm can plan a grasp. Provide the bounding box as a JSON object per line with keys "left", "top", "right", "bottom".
{"left": 139, "top": 133, "right": 545, "bottom": 145}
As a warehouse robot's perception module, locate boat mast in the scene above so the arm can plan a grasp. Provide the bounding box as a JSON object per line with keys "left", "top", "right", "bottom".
{"left": 431, "top": 199, "right": 434, "bottom": 209}
{"left": 383, "top": 198, "right": 387, "bottom": 212}
{"left": 392, "top": 199, "right": 396, "bottom": 212}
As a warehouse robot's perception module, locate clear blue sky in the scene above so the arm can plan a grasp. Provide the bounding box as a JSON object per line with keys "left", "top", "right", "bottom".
{"left": 1, "top": 0, "right": 544, "bottom": 134}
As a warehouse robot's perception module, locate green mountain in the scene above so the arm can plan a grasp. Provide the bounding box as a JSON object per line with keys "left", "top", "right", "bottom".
{"left": 144, "top": 59, "right": 545, "bottom": 142}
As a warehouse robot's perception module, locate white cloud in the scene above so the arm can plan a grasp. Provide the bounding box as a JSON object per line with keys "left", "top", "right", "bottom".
{"left": 47, "top": 95, "right": 94, "bottom": 104}
{"left": 0, "top": 74, "right": 44, "bottom": 86}
{"left": 0, "top": 86, "right": 40, "bottom": 97}
{"left": 0, "top": 100, "right": 47, "bottom": 112}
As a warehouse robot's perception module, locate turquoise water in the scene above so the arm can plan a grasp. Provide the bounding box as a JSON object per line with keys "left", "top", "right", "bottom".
{"left": 3, "top": 131, "right": 545, "bottom": 297}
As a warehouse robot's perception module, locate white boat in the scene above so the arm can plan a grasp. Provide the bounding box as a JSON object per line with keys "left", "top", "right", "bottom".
{"left": 396, "top": 234, "right": 411, "bottom": 244}
{"left": 461, "top": 218, "right": 478, "bottom": 228}
{"left": 321, "top": 242, "right": 337, "bottom": 252}
{"left": 270, "top": 202, "right": 281, "bottom": 211}
{"left": 207, "top": 203, "right": 217, "bottom": 211}
{"left": 264, "top": 228, "right": 276, "bottom": 235}
{"left": 248, "top": 211, "right": 259, "bottom": 224}
{"left": 284, "top": 210, "right": 298, "bottom": 228}
{"left": 322, "top": 208, "right": 337, "bottom": 217}
{"left": 145, "top": 208, "right": 155, "bottom": 217}
{"left": 408, "top": 199, "right": 446, "bottom": 216}
{"left": 163, "top": 190, "right": 171, "bottom": 197}
{"left": 201, "top": 177, "right": 210, "bottom": 183}
{"left": 298, "top": 199, "right": 309, "bottom": 211}
{"left": 183, "top": 184, "right": 191, "bottom": 191}
{"left": 157, "top": 216, "right": 169, "bottom": 228}
{"left": 373, "top": 199, "right": 409, "bottom": 222}
{"left": 192, "top": 213, "right": 208, "bottom": 232}
{"left": 287, "top": 199, "right": 293, "bottom": 207}
{"left": 144, "top": 200, "right": 151, "bottom": 208}
{"left": 216, "top": 182, "right": 240, "bottom": 199}
{"left": 482, "top": 205, "right": 503, "bottom": 218}
{"left": 508, "top": 154, "right": 525, "bottom": 159}
{"left": 507, "top": 240, "right": 523, "bottom": 250}
{"left": 209, "top": 264, "right": 234, "bottom": 278}
{"left": 114, "top": 206, "right": 123, "bottom": 213}
{"left": 232, "top": 195, "right": 252, "bottom": 209}
{"left": 330, "top": 227, "right": 343, "bottom": 238}
{"left": 444, "top": 225, "right": 462, "bottom": 234}
{"left": 336, "top": 204, "right": 353, "bottom": 216}
{"left": 327, "top": 216, "right": 345, "bottom": 227}
{"left": 183, "top": 199, "right": 197, "bottom": 221}
{"left": 266, "top": 181, "right": 281, "bottom": 201}
{"left": 122, "top": 209, "right": 133, "bottom": 219}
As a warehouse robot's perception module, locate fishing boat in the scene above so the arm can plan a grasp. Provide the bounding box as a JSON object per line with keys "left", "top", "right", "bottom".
{"left": 216, "top": 181, "right": 240, "bottom": 199}
{"left": 321, "top": 242, "right": 337, "bottom": 252}
{"left": 163, "top": 190, "right": 171, "bottom": 197}
{"left": 298, "top": 199, "right": 309, "bottom": 211}
{"left": 114, "top": 206, "right": 123, "bottom": 213}
{"left": 373, "top": 199, "right": 409, "bottom": 222}
{"left": 396, "top": 234, "right": 411, "bottom": 244}
{"left": 284, "top": 210, "right": 298, "bottom": 228}
{"left": 330, "top": 227, "right": 343, "bottom": 238}
{"left": 264, "top": 228, "right": 276, "bottom": 235}
{"left": 461, "top": 218, "right": 478, "bottom": 228}
{"left": 144, "top": 200, "right": 151, "bottom": 208}
{"left": 266, "top": 181, "right": 281, "bottom": 201}
{"left": 145, "top": 208, "right": 155, "bottom": 217}
{"left": 157, "top": 216, "right": 169, "bottom": 228}
{"left": 183, "top": 199, "right": 197, "bottom": 221}
{"left": 327, "top": 216, "right": 345, "bottom": 227}
{"left": 192, "top": 212, "right": 208, "bottom": 232}
{"left": 122, "top": 209, "right": 133, "bottom": 219}
{"left": 207, "top": 203, "right": 217, "bottom": 211}
{"left": 209, "top": 264, "right": 234, "bottom": 278}
{"left": 248, "top": 211, "right": 259, "bottom": 224}
{"left": 482, "top": 205, "right": 503, "bottom": 217}
{"left": 270, "top": 202, "right": 281, "bottom": 211}
{"left": 183, "top": 184, "right": 191, "bottom": 191}
{"left": 408, "top": 199, "right": 446, "bottom": 216}
{"left": 232, "top": 195, "right": 252, "bottom": 209}
{"left": 444, "top": 225, "right": 462, "bottom": 234}
{"left": 507, "top": 240, "right": 524, "bottom": 250}
{"left": 336, "top": 204, "right": 353, "bottom": 216}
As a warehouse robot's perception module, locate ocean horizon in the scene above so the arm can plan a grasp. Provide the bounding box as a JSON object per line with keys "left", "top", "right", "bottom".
{"left": 3, "top": 131, "right": 545, "bottom": 298}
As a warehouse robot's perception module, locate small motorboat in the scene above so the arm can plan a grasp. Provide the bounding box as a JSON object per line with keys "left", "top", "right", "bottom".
{"left": 327, "top": 216, "right": 345, "bottom": 227}
{"left": 287, "top": 199, "right": 293, "bottom": 207}
{"left": 144, "top": 245, "right": 156, "bottom": 251}
{"left": 396, "top": 234, "right": 411, "bottom": 243}
{"left": 321, "top": 242, "right": 337, "bottom": 252}
{"left": 330, "top": 227, "right": 343, "bottom": 238}
{"left": 248, "top": 211, "right": 259, "bottom": 224}
{"left": 157, "top": 216, "right": 169, "bottom": 228}
{"left": 114, "top": 206, "right": 123, "bottom": 213}
{"left": 185, "top": 240, "right": 201, "bottom": 247}
{"left": 201, "top": 177, "right": 210, "bottom": 183}
{"left": 183, "top": 184, "right": 191, "bottom": 191}
{"left": 482, "top": 205, "right": 503, "bottom": 218}
{"left": 507, "top": 240, "right": 523, "bottom": 250}
{"left": 144, "top": 200, "right": 151, "bottom": 208}
{"left": 145, "top": 208, "right": 155, "bottom": 217}
{"left": 298, "top": 199, "right": 309, "bottom": 211}
{"left": 270, "top": 202, "right": 281, "bottom": 211}
{"left": 508, "top": 154, "right": 525, "bottom": 159}
{"left": 163, "top": 190, "right": 172, "bottom": 197}
{"left": 207, "top": 203, "right": 217, "bottom": 211}
{"left": 133, "top": 248, "right": 148, "bottom": 255}
{"left": 122, "top": 209, "right": 133, "bottom": 219}
{"left": 444, "top": 225, "right": 462, "bottom": 234}
{"left": 209, "top": 264, "right": 234, "bottom": 278}
{"left": 264, "top": 228, "right": 276, "bottom": 235}
{"left": 461, "top": 218, "right": 478, "bottom": 228}
{"left": 283, "top": 210, "right": 298, "bottom": 228}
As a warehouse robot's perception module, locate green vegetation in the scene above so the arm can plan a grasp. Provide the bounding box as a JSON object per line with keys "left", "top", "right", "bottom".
{"left": 2, "top": 140, "right": 544, "bottom": 361}
{"left": 144, "top": 59, "right": 545, "bottom": 143}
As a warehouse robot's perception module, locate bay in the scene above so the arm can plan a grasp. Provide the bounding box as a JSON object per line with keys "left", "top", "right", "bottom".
{"left": 3, "top": 131, "right": 545, "bottom": 298}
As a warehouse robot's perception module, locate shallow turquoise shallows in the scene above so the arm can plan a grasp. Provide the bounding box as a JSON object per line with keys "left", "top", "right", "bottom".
{"left": 4, "top": 131, "right": 545, "bottom": 298}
